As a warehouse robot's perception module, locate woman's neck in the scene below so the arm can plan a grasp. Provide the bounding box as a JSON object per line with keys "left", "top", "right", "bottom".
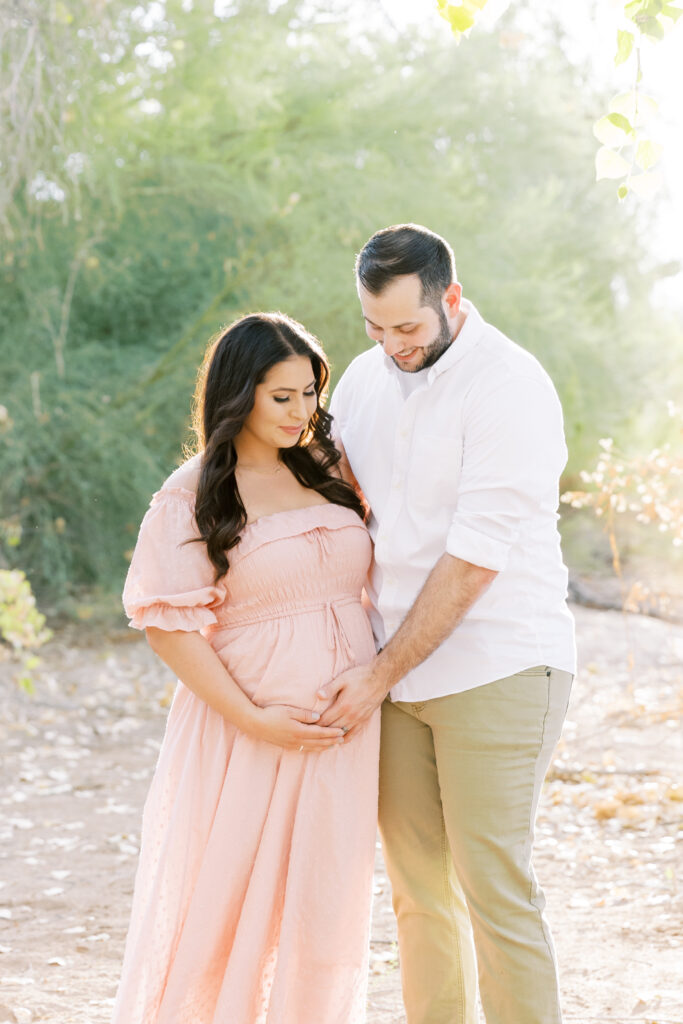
{"left": 233, "top": 436, "right": 282, "bottom": 471}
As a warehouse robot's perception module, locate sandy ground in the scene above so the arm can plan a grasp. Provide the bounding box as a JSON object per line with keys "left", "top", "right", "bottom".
{"left": 0, "top": 604, "right": 681, "bottom": 1024}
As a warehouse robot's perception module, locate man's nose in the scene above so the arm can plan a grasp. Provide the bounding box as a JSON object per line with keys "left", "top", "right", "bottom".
{"left": 382, "top": 333, "right": 404, "bottom": 358}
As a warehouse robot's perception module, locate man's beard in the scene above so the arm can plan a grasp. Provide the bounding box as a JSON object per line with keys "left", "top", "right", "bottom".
{"left": 392, "top": 306, "right": 452, "bottom": 373}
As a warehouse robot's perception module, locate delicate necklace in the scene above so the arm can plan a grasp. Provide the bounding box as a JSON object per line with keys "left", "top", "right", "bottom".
{"left": 236, "top": 461, "right": 284, "bottom": 475}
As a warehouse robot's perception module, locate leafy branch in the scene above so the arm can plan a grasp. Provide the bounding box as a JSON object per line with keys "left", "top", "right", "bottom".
{"left": 437, "top": 0, "right": 682, "bottom": 200}
{"left": 594, "top": 0, "right": 682, "bottom": 199}
{"left": 436, "top": 0, "right": 490, "bottom": 40}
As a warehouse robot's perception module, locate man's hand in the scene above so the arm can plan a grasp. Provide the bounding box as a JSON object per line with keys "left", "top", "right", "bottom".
{"left": 315, "top": 556, "right": 497, "bottom": 741}
{"left": 316, "top": 555, "right": 497, "bottom": 741}
{"left": 316, "top": 662, "right": 388, "bottom": 739}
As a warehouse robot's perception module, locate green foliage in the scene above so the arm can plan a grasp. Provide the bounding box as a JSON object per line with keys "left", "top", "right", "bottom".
{"left": 596, "top": 1, "right": 681, "bottom": 198}
{"left": 433, "top": 0, "right": 681, "bottom": 200}
{"left": 1, "top": 2, "right": 681, "bottom": 606}
{"left": 615, "top": 28, "right": 635, "bottom": 65}
{"left": 0, "top": 570, "right": 52, "bottom": 691}
{"left": 437, "top": 0, "right": 489, "bottom": 39}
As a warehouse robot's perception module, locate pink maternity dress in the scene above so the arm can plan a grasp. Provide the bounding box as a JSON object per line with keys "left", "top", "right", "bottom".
{"left": 112, "top": 486, "right": 380, "bottom": 1024}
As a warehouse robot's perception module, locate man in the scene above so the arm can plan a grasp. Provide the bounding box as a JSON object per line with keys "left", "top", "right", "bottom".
{"left": 318, "top": 223, "right": 576, "bottom": 1024}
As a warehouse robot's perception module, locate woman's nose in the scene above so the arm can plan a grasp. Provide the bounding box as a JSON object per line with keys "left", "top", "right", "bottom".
{"left": 290, "top": 397, "right": 307, "bottom": 420}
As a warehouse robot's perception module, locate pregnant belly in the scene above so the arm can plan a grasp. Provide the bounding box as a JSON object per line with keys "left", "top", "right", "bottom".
{"left": 210, "top": 601, "right": 376, "bottom": 711}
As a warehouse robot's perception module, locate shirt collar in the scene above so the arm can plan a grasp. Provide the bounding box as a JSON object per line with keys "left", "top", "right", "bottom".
{"left": 382, "top": 298, "right": 485, "bottom": 384}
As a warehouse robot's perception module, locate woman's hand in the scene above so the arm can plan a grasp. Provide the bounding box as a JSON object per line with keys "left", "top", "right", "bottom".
{"left": 144, "top": 630, "right": 345, "bottom": 752}
{"left": 249, "top": 704, "right": 346, "bottom": 752}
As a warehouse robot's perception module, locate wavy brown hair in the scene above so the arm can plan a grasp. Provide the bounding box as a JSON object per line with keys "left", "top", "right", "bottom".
{"left": 191, "top": 312, "right": 365, "bottom": 581}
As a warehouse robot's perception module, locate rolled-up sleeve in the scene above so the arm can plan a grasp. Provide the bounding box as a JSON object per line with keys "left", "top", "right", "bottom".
{"left": 446, "top": 374, "right": 568, "bottom": 572}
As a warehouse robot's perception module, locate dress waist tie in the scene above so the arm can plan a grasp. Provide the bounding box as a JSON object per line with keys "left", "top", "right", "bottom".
{"left": 325, "top": 599, "right": 355, "bottom": 677}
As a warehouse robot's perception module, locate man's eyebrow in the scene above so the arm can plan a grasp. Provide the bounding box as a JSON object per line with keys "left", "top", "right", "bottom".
{"left": 364, "top": 315, "right": 418, "bottom": 329}
{"left": 269, "top": 381, "right": 316, "bottom": 393}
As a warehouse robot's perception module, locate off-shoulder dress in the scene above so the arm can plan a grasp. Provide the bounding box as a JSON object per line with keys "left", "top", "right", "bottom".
{"left": 112, "top": 487, "right": 380, "bottom": 1024}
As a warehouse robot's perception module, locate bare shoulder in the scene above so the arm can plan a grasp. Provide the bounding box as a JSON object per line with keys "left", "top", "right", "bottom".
{"left": 164, "top": 452, "right": 203, "bottom": 494}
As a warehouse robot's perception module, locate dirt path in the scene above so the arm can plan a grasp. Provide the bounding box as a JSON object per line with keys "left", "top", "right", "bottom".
{"left": 1, "top": 605, "right": 681, "bottom": 1024}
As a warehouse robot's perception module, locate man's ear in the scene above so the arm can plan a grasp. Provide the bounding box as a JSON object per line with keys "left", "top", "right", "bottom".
{"left": 444, "top": 282, "right": 462, "bottom": 314}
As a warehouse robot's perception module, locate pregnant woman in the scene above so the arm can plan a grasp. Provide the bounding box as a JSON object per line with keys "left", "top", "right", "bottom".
{"left": 112, "top": 313, "right": 380, "bottom": 1024}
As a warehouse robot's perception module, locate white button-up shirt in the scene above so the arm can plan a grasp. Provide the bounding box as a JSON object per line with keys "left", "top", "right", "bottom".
{"left": 329, "top": 300, "right": 576, "bottom": 701}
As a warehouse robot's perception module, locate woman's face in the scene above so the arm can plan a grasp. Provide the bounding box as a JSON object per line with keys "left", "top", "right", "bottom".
{"left": 238, "top": 356, "right": 318, "bottom": 452}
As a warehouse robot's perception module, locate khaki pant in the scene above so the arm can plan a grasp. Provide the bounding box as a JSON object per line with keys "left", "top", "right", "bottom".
{"left": 378, "top": 666, "right": 573, "bottom": 1024}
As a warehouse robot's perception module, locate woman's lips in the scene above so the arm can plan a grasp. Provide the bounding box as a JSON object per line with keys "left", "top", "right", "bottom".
{"left": 280, "top": 424, "right": 304, "bottom": 435}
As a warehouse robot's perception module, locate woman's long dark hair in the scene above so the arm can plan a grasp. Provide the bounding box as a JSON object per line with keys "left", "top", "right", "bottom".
{"left": 191, "top": 312, "right": 365, "bottom": 581}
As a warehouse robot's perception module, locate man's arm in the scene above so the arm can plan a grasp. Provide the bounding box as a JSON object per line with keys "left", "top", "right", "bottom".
{"left": 334, "top": 437, "right": 358, "bottom": 489}
{"left": 327, "top": 372, "right": 359, "bottom": 489}
{"left": 319, "top": 371, "right": 567, "bottom": 735}
{"left": 317, "top": 553, "right": 496, "bottom": 732}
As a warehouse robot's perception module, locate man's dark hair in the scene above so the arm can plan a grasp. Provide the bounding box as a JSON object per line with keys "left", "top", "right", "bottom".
{"left": 355, "top": 223, "right": 456, "bottom": 309}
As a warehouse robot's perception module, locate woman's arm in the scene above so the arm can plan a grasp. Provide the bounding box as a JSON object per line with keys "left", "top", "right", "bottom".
{"left": 146, "top": 627, "right": 345, "bottom": 752}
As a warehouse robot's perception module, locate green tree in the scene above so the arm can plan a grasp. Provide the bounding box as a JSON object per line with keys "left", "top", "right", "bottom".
{"left": 1, "top": 1, "right": 680, "bottom": 602}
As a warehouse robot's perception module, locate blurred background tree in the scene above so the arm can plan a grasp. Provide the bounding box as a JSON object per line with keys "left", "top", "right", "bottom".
{"left": 1, "top": 0, "right": 681, "bottom": 612}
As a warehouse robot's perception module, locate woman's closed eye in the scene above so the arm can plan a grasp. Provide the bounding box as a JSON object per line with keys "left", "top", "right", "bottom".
{"left": 274, "top": 391, "right": 316, "bottom": 404}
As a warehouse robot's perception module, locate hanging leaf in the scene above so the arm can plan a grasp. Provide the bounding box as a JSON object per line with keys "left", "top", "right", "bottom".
{"left": 635, "top": 138, "right": 663, "bottom": 170}
{"left": 628, "top": 169, "right": 663, "bottom": 198}
{"left": 625, "top": 0, "right": 664, "bottom": 18}
{"left": 609, "top": 90, "right": 659, "bottom": 126}
{"left": 593, "top": 113, "right": 634, "bottom": 146}
{"left": 445, "top": 6, "right": 476, "bottom": 33}
{"left": 661, "top": 3, "right": 683, "bottom": 22}
{"left": 639, "top": 14, "right": 666, "bottom": 39}
{"left": 608, "top": 112, "right": 635, "bottom": 134}
{"left": 595, "top": 146, "right": 631, "bottom": 180}
{"left": 615, "top": 29, "right": 635, "bottom": 65}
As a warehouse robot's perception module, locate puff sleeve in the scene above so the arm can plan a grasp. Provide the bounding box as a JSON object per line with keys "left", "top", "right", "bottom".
{"left": 122, "top": 488, "right": 224, "bottom": 632}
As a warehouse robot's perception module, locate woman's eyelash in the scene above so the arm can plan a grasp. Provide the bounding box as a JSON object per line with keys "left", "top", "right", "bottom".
{"left": 273, "top": 391, "right": 316, "bottom": 403}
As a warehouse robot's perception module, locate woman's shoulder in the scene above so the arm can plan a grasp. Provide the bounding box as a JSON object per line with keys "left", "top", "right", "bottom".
{"left": 159, "top": 452, "right": 203, "bottom": 499}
